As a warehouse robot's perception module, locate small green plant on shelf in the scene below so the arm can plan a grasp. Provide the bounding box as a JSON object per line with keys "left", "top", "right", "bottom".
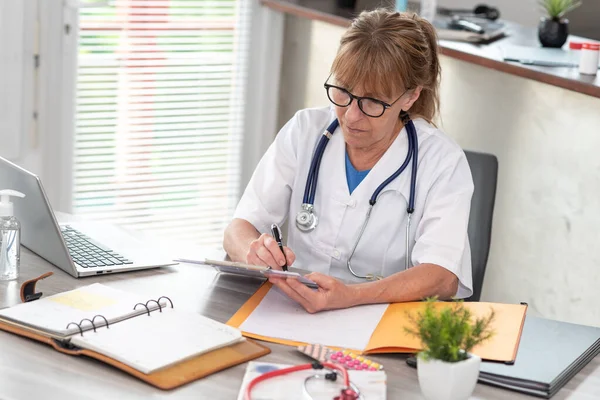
{"left": 405, "top": 297, "right": 496, "bottom": 362}
{"left": 538, "top": 0, "right": 582, "bottom": 20}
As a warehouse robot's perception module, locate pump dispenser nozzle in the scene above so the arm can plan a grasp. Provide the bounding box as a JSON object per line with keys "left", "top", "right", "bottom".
{"left": 0, "top": 190, "right": 25, "bottom": 217}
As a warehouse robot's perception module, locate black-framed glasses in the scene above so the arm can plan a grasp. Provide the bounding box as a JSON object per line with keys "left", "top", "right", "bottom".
{"left": 324, "top": 81, "right": 407, "bottom": 118}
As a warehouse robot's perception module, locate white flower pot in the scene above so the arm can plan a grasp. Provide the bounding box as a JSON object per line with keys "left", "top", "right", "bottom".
{"left": 417, "top": 353, "right": 481, "bottom": 400}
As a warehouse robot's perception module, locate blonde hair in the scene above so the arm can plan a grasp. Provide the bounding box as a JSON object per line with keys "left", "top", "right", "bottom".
{"left": 330, "top": 9, "right": 441, "bottom": 123}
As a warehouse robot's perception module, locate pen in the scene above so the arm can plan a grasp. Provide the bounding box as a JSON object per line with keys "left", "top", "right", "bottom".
{"left": 270, "top": 223, "right": 288, "bottom": 271}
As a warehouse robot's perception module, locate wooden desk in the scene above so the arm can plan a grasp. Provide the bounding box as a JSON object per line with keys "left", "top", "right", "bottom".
{"left": 1, "top": 249, "right": 599, "bottom": 399}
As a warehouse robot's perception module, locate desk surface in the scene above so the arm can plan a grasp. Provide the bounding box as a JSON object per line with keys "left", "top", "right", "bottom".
{"left": 1, "top": 248, "right": 600, "bottom": 399}
{"left": 262, "top": 0, "right": 600, "bottom": 99}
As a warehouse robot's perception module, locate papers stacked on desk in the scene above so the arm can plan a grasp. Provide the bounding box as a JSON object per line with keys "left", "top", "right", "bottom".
{"left": 228, "top": 283, "right": 528, "bottom": 363}
{"left": 433, "top": 16, "right": 506, "bottom": 43}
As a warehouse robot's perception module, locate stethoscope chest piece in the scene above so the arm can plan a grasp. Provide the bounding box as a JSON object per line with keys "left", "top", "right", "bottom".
{"left": 296, "top": 116, "right": 418, "bottom": 277}
{"left": 296, "top": 203, "right": 318, "bottom": 232}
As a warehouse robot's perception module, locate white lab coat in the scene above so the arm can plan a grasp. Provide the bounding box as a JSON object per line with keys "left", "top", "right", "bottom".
{"left": 234, "top": 106, "right": 474, "bottom": 298}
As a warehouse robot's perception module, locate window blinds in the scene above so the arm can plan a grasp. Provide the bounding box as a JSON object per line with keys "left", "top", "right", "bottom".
{"left": 75, "top": 0, "right": 249, "bottom": 248}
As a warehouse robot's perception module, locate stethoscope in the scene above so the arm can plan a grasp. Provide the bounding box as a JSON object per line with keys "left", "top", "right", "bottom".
{"left": 295, "top": 111, "right": 418, "bottom": 280}
{"left": 244, "top": 361, "right": 361, "bottom": 400}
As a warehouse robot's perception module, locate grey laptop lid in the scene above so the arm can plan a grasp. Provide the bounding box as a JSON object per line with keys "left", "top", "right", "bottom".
{"left": 0, "top": 157, "right": 76, "bottom": 276}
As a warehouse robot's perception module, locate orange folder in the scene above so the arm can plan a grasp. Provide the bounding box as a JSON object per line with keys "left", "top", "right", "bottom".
{"left": 227, "top": 283, "right": 527, "bottom": 363}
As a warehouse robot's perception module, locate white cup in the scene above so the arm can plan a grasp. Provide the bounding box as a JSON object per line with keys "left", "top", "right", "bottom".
{"left": 579, "top": 43, "right": 599, "bottom": 76}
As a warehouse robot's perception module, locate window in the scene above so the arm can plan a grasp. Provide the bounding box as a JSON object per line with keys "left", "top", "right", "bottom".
{"left": 74, "top": 0, "right": 249, "bottom": 248}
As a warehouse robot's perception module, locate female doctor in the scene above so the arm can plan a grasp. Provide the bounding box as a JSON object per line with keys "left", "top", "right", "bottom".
{"left": 223, "top": 9, "right": 474, "bottom": 313}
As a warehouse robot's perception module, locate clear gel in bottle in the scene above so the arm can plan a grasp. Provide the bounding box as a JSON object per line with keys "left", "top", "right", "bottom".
{"left": 0, "top": 190, "right": 25, "bottom": 281}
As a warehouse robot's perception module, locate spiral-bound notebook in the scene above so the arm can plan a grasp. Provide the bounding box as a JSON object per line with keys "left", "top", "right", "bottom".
{"left": 0, "top": 283, "right": 270, "bottom": 389}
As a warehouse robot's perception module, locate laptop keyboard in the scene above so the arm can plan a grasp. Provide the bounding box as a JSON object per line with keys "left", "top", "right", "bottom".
{"left": 60, "top": 225, "right": 133, "bottom": 268}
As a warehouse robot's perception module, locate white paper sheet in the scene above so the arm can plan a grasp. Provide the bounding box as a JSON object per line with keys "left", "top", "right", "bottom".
{"left": 71, "top": 308, "right": 242, "bottom": 374}
{"left": 239, "top": 287, "right": 388, "bottom": 351}
{"left": 0, "top": 283, "right": 164, "bottom": 337}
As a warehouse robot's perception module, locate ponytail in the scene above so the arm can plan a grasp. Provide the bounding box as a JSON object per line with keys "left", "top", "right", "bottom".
{"left": 407, "top": 14, "right": 441, "bottom": 123}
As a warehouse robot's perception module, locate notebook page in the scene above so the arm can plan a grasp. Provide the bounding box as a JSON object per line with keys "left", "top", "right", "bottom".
{"left": 239, "top": 287, "right": 387, "bottom": 350}
{"left": 70, "top": 309, "right": 243, "bottom": 374}
{"left": 0, "top": 283, "right": 166, "bottom": 337}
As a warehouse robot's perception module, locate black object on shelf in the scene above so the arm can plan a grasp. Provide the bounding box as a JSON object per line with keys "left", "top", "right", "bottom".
{"left": 336, "top": 0, "right": 357, "bottom": 9}
{"left": 538, "top": 17, "right": 569, "bottom": 48}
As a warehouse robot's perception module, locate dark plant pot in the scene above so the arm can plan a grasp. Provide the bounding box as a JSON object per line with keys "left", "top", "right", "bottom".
{"left": 538, "top": 17, "right": 569, "bottom": 48}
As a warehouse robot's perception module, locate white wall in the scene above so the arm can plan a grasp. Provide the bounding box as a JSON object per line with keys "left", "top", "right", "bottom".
{"left": 0, "top": 0, "right": 76, "bottom": 212}
{"left": 439, "top": 57, "right": 600, "bottom": 326}
{"left": 408, "top": 0, "right": 598, "bottom": 321}
{"left": 278, "top": 16, "right": 600, "bottom": 327}
{"left": 0, "top": 0, "right": 39, "bottom": 174}
{"left": 0, "top": 0, "right": 25, "bottom": 161}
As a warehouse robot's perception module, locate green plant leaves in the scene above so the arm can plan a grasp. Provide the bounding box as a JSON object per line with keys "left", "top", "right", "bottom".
{"left": 538, "top": 0, "right": 583, "bottom": 18}
{"left": 405, "top": 297, "right": 495, "bottom": 363}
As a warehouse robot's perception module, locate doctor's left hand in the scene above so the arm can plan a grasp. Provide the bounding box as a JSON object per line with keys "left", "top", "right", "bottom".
{"left": 268, "top": 272, "right": 356, "bottom": 313}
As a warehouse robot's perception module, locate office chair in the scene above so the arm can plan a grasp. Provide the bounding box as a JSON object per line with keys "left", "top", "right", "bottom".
{"left": 463, "top": 150, "right": 498, "bottom": 302}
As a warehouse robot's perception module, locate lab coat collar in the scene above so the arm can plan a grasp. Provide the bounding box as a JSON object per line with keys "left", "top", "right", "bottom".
{"left": 327, "top": 120, "right": 415, "bottom": 206}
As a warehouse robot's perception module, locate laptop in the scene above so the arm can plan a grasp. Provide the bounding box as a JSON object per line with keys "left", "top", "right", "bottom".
{"left": 0, "top": 156, "right": 177, "bottom": 277}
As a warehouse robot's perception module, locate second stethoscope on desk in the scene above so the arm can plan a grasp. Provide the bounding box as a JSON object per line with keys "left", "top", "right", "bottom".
{"left": 295, "top": 112, "right": 419, "bottom": 281}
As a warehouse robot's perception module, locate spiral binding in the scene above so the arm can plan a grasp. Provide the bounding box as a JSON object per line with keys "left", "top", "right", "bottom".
{"left": 64, "top": 296, "right": 174, "bottom": 336}
{"left": 134, "top": 302, "right": 151, "bottom": 316}
{"left": 79, "top": 318, "right": 96, "bottom": 332}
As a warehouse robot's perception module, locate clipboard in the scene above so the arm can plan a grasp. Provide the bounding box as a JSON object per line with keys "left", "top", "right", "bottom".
{"left": 200, "top": 259, "right": 319, "bottom": 289}
{"left": 203, "top": 259, "right": 269, "bottom": 278}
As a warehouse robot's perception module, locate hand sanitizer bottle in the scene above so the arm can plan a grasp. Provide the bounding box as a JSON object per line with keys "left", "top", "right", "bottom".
{"left": 0, "top": 190, "right": 26, "bottom": 281}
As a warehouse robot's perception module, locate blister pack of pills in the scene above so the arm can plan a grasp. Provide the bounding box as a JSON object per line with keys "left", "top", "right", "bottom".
{"left": 297, "top": 343, "right": 384, "bottom": 371}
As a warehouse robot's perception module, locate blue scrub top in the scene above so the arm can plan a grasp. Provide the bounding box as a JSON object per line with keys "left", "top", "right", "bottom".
{"left": 345, "top": 150, "right": 371, "bottom": 194}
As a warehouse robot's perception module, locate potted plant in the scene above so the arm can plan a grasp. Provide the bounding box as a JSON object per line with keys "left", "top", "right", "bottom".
{"left": 405, "top": 298, "right": 495, "bottom": 400}
{"left": 538, "top": 0, "right": 582, "bottom": 48}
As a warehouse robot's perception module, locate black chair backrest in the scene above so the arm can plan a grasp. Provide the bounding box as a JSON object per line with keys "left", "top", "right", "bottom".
{"left": 463, "top": 150, "right": 498, "bottom": 302}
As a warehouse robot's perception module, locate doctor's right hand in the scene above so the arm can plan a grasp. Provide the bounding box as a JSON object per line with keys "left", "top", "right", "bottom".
{"left": 246, "top": 233, "right": 296, "bottom": 270}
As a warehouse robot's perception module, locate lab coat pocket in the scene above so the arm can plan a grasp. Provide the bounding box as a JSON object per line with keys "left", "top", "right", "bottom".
{"left": 307, "top": 245, "right": 333, "bottom": 275}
